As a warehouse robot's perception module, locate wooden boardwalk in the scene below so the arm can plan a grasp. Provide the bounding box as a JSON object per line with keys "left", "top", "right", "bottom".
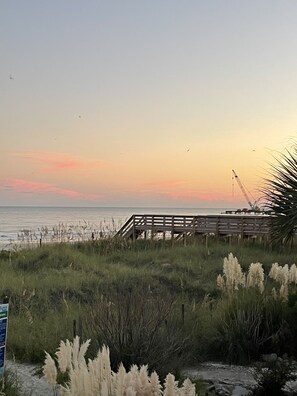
{"left": 115, "top": 214, "right": 272, "bottom": 240}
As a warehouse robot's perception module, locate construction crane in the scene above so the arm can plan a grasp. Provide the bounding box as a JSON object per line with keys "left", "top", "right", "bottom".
{"left": 232, "top": 169, "right": 259, "bottom": 211}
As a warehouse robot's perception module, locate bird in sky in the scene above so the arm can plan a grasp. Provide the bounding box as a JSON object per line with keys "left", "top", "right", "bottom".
{"left": 9, "top": 75, "right": 14, "bottom": 80}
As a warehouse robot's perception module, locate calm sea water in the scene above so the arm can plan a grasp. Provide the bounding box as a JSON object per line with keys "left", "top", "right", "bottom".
{"left": 0, "top": 206, "right": 230, "bottom": 250}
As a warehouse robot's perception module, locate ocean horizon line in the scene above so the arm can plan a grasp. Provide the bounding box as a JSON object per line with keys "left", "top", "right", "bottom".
{"left": 0, "top": 205, "right": 237, "bottom": 209}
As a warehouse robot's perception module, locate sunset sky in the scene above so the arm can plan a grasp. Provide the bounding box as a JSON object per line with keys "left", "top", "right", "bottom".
{"left": 1, "top": 1, "right": 297, "bottom": 207}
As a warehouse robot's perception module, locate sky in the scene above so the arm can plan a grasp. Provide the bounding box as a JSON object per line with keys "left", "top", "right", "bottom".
{"left": 1, "top": 1, "right": 297, "bottom": 208}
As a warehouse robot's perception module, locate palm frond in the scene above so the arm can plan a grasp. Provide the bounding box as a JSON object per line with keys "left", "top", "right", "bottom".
{"left": 262, "top": 147, "right": 297, "bottom": 246}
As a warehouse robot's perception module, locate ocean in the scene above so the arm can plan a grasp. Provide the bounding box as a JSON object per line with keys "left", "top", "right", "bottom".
{"left": 0, "top": 206, "right": 231, "bottom": 250}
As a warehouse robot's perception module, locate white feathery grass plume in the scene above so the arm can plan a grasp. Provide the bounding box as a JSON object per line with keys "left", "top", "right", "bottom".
{"left": 290, "top": 264, "right": 297, "bottom": 284}
{"left": 71, "top": 336, "right": 80, "bottom": 370}
{"left": 125, "top": 388, "right": 137, "bottom": 396}
{"left": 87, "top": 358, "right": 100, "bottom": 394}
{"left": 89, "top": 345, "right": 112, "bottom": 394}
{"left": 81, "top": 365, "right": 93, "bottom": 396}
{"left": 113, "top": 363, "right": 126, "bottom": 396}
{"left": 129, "top": 364, "right": 140, "bottom": 386}
{"left": 45, "top": 339, "right": 198, "bottom": 395}
{"left": 216, "top": 274, "right": 225, "bottom": 291}
{"left": 280, "top": 284, "right": 289, "bottom": 302}
{"left": 90, "top": 346, "right": 112, "bottom": 394}
{"left": 136, "top": 375, "right": 144, "bottom": 395}
{"left": 246, "top": 262, "right": 265, "bottom": 293}
{"left": 180, "top": 378, "right": 196, "bottom": 396}
{"left": 164, "top": 373, "right": 179, "bottom": 396}
{"left": 77, "top": 339, "right": 91, "bottom": 368}
{"left": 150, "top": 371, "right": 162, "bottom": 396}
{"left": 67, "top": 367, "right": 84, "bottom": 396}
{"left": 93, "top": 350, "right": 103, "bottom": 387}
{"left": 56, "top": 339, "right": 72, "bottom": 373}
{"left": 101, "top": 380, "right": 109, "bottom": 396}
{"left": 123, "top": 371, "right": 134, "bottom": 392}
{"left": 101, "top": 345, "right": 112, "bottom": 394}
{"left": 269, "top": 263, "right": 279, "bottom": 281}
{"left": 271, "top": 287, "right": 278, "bottom": 301}
{"left": 269, "top": 263, "right": 290, "bottom": 285}
{"left": 274, "top": 265, "right": 284, "bottom": 284}
{"left": 281, "top": 264, "right": 290, "bottom": 285}
{"left": 43, "top": 351, "right": 57, "bottom": 386}
{"left": 223, "top": 253, "right": 245, "bottom": 292}
{"left": 137, "top": 365, "right": 151, "bottom": 396}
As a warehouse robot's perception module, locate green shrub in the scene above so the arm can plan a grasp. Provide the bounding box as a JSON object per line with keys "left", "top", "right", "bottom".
{"left": 1, "top": 369, "right": 22, "bottom": 396}
{"left": 210, "top": 292, "right": 287, "bottom": 364}
{"left": 251, "top": 358, "right": 297, "bottom": 395}
{"left": 85, "top": 280, "right": 189, "bottom": 378}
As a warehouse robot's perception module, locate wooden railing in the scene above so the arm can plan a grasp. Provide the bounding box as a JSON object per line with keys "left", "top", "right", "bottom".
{"left": 115, "top": 214, "right": 272, "bottom": 240}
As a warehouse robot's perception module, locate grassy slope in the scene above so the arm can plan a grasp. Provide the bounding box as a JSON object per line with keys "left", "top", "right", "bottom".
{"left": 1, "top": 238, "right": 296, "bottom": 364}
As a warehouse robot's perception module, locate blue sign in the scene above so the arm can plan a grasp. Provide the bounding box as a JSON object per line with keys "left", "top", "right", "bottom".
{"left": 0, "top": 304, "right": 9, "bottom": 378}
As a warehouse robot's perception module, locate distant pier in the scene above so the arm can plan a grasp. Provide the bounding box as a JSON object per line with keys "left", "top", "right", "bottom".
{"left": 115, "top": 213, "right": 272, "bottom": 240}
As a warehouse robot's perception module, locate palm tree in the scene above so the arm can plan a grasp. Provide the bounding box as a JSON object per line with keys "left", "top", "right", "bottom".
{"left": 263, "top": 147, "right": 297, "bottom": 246}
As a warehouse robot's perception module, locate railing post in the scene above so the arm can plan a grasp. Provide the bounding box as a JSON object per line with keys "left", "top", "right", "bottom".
{"left": 215, "top": 217, "right": 219, "bottom": 238}
{"left": 151, "top": 215, "right": 154, "bottom": 240}
{"left": 171, "top": 216, "right": 174, "bottom": 245}
{"left": 241, "top": 217, "right": 244, "bottom": 240}
{"left": 132, "top": 215, "right": 136, "bottom": 241}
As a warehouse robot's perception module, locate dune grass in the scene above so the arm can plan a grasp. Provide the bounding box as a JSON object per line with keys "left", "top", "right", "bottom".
{"left": 1, "top": 237, "right": 297, "bottom": 373}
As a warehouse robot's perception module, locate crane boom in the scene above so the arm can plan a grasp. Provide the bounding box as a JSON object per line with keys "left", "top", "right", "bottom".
{"left": 232, "top": 169, "right": 254, "bottom": 210}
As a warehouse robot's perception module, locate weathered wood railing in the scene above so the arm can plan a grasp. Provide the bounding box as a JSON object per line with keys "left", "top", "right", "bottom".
{"left": 115, "top": 214, "right": 272, "bottom": 240}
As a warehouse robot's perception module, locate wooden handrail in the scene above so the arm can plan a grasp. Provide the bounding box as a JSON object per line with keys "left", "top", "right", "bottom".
{"left": 115, "top": 214, "right": 272, "bottom": 240}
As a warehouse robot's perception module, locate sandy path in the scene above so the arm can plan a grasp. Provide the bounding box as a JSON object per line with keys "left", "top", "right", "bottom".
{"left": 6, "top": 360, "right": 57, "bottom": 396}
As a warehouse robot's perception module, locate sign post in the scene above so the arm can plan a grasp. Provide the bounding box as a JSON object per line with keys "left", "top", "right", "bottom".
{"left": 0, "top": 303, "right": 9, "bottom": 390}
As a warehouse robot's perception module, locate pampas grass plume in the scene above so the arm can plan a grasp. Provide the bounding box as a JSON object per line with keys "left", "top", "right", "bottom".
{"left": 150, "top": 371, "right": 162, "bottom": 396}
{"left": 289, "top": 264, "right": 297, "bottom": 284}
{"left": 223, "top": 253, "right": 245, "bottom": 292}
{"left": 45, "top": 337, "right": 197, "bottom": 395}
{"left": 56, "top": 339, "right": 72, "bottom": 373}
{"left": 181, "top": 378, "right": 196, "bottom": 396}
{"left": 43, "top": 352, "right": 57, "bottom": 386}
{"left": 280, "top": 284, "right": 289, "bottom": 302}
{"left": 164, "top": 373, "right": 179, "bottom": 396}
{"left": 246, "top": 262, "right": 264, "bottom": 293}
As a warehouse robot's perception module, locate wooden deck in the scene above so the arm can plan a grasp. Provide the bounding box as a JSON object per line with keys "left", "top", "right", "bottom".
{"left": 115, "top": 214, "right": 272, "bottom": 240}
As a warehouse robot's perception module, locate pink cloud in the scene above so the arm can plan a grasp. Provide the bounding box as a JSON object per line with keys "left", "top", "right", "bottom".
{"left": 11, "top": 151, "right": 104, "bottom": 173}
{"left": 3, "top": 178, "right": 103, "bottom": 201}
